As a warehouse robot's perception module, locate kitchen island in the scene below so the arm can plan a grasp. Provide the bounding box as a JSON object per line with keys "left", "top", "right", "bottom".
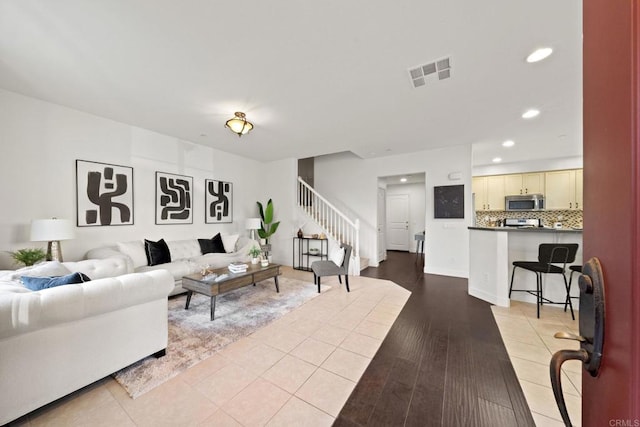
{"left": 468, "top": 226, "right": 582, "bottom": 307}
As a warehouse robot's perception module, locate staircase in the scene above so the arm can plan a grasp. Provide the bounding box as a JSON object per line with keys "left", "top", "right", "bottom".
{"left": 297, "top": 177, "right": 365, "bottom": 273}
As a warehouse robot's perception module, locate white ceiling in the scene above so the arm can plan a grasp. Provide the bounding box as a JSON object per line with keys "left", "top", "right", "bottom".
{"left": 0, "top": 1, "right": 582, "bottom": 165}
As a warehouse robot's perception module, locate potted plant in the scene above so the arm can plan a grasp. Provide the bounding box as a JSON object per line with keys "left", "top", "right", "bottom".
{"left": 9, "top": 248, "right": 46, "bottom": 266}
{"left": 257, "top": 198, "right": 280, "bottom": 261}
{"left": 248, "top": 246, "right": 261, "bottom": 264}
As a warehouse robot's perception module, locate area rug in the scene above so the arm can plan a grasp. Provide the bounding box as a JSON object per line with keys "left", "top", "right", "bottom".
{"left": 113, "top": 277, "right": 326, "bottom": 398}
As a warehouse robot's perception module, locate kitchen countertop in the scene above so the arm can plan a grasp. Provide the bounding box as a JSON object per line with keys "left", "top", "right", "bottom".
{"left": 468, "top": 226, "right": 582, "bottom": 233}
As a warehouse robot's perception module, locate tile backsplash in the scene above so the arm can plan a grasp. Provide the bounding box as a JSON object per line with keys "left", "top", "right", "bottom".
{"left": 474, "top": 210, "right": 583, "bottom": 228}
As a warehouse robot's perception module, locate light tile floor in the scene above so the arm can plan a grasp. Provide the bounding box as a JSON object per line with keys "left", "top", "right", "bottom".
{"left": 13, "top": 268, "right": 410, "bottom": 427}
{"left": 492, "top": 301, "right": 582, "bottom": 427}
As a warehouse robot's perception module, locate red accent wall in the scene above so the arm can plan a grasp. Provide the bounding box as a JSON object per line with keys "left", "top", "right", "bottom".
{"left": 583, "top": 0, "right": 640, "bottom": 423}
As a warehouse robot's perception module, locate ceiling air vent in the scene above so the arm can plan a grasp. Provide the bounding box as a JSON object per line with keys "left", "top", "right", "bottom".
{"left": 408, "top": 56, "right": 452, "bottom": 88}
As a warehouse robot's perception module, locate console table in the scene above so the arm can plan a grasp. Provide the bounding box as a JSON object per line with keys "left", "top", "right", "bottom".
{"left": 293, "top": 237, "right": 328, "bottom": 271}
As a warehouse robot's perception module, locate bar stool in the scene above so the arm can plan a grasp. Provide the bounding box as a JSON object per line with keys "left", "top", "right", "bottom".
{"left": 509, "top": 243, "right": 579, "bottom": 319}
{"left": 414, "top": 231, "right": 425, "bottom": 261}
{"left": 566, "top": 265, "right": 582, "bottom": 312}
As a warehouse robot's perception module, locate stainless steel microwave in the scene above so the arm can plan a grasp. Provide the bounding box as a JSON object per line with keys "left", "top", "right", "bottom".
{"left": 505, "top": 194, "right": 545, "bottom": 211}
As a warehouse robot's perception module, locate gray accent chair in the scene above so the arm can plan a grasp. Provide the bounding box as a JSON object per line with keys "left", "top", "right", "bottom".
{"left": 311, "top": 243, "right": 352, "bottom": 293}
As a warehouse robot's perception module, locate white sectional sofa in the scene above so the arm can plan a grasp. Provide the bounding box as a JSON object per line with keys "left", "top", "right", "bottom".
{"left": 86, "top": 236, "right": 257, "bottom": 296}
{"left": 0, "top": 258, "right": 174, "bottom": 425}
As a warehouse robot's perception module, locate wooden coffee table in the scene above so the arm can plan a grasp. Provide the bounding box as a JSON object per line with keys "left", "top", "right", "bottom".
{"left": 182, "top": 263, "right": 281, "bottom": 320}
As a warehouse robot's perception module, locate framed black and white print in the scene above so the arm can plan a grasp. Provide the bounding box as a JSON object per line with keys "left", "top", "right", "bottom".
{"left": 205, "top": 179, "right": 233, "bottom": 223}
{"left": 76, "top": 160, "right": 134, "bottom": 227}
{"left": 434, "top": 184, "right": 464, "bottom": 219}
{"left": 155, "top": 172, "right": 193, "bottom": 225}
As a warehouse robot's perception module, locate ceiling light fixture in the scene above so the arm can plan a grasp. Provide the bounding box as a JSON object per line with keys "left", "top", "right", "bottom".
{"left": 400, "top": 178, "right": 408, "bottom": 183}
{"left": 526, "top": 47, "right": 553, "bottom": 63}
{"left": 492, "top": 157, "right": 502, "bottom": 163}
{"left": 225, "top": 112, "right": 253, "bottom": 137}
{"left": 502, "top": 140, "right": 515, "bottom": 147}
{"left": 522, "top": 109, "right": 540, "bottom": 119}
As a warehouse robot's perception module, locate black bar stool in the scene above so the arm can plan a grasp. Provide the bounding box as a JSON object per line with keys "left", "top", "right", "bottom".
{"left": 509, "top": 243, "right": 579, "bottom": 319}
{"left": 566, "top": 265, "right": 582, "bottom": 312}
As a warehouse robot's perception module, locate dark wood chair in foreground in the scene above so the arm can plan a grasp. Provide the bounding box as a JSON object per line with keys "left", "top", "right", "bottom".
{"left": 311, "top": 243, "right": 352, "bottom": 293}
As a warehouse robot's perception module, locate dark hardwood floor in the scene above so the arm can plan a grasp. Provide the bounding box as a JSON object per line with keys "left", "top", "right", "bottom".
{"left": 334, "top": 251, "right": 535, "bottom": 427}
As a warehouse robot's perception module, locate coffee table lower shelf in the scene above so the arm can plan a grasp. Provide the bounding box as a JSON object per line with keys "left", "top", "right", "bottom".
{"left": 181, "top": 264, "right": 281, "bottom": 321}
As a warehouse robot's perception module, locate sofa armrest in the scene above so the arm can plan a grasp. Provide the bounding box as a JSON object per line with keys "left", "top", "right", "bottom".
{"left": 0, "top": 269, "right": 174, "bottom": 340}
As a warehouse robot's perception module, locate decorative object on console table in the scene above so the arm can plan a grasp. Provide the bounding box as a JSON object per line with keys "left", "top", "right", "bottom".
{"left": 434, "top": 184, "right": 464, "bottom": 219}
{"left": 76, "top": 159, "right": 134, "bottom": 227}
{"left": 30, "top": 218, "right": 75, "bottom": 262}
{"left": 155, "top": 172, "right": 193, "bottom": 225}
{"left": 206, "top": 179, "right": 233, "bottom": 223}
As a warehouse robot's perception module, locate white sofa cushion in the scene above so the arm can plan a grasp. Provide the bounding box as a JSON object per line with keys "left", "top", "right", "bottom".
{"left": 63, "top": 257, "right": 129, "bottom": 280}
{"left": 166, "top": 239, "right": 202, "bottom": 261}
{"left": 116, "top": 241, "right": 147, "bottom": 269}
{"left": 135, "top": 260, "right": 195, "bottom": 279}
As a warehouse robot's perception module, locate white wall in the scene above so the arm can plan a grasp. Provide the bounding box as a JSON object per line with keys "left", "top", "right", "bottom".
{"left": 0, "top": 89, "right": 264, "bottom": 268}
{"left": 314, "top": 145, "right": 473, "bottom": 278}
{"left": 385, "top": 182, "right": 426, "bottom": 253}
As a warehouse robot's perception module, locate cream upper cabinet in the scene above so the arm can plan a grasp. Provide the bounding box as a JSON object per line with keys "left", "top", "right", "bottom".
{"left": 473, "top": 177, "right": 488, "bottom": 210}
{"left": 504, "top": 173, "right": 545, "bottom": 195}
{"left": 575, "top": 169, "right": 583, "bottom": 209}
{"left": 523, "top": 173, "right": 545, "bottom": 194}
{"left": 545, "top": 169, "right": 582, "bottom": 209}
{"left": 504, "top": 175, "right": 524, "bottom": 196}
{"left": 486, "top": 175, "right": 505, "bottom": 210}
{"left": 473, "top": 176, "right": 505, "bottom": 210}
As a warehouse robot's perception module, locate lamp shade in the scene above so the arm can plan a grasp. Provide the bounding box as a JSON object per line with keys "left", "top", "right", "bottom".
{"left": 245, "top": 218, "right": 262, "bottom": 230}
{"left": 30, "top": 219, "right": 75, "bottom": 241}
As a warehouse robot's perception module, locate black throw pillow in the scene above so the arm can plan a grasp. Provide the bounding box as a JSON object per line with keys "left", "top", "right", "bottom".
{"left": 198, "top": 238, "right": 215, "bottom": 254}
{"left": 211, "top": 233, "right": 226, "bottom": 253}
{"left": 144, "top": 239, "right": 171, "bottom": 266}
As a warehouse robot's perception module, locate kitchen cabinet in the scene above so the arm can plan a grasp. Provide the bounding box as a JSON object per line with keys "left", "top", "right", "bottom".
{"left": 504, "top": 173, "right": 545, "bottom": 196}
{"left": 545, "top": 169, "right": 583, "bottom": 209}
{"left": 473, "top": 176, "right": 505, "bottom": 210}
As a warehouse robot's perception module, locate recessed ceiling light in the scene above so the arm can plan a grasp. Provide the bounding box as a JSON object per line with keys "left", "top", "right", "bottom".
{"left": 502, "top": 140, "right": 515, "bottom": 147}
{"left": 522, "top": 109, "right": 540, "bottom": 119}
{"left": 492, "top": 157, "right": 502, "bottom": 163}
{"left": 526, "top": 47, "right": 553, "bottom": 63}
{"left": 400, "top": 178, "right": 408, "bottom": 183}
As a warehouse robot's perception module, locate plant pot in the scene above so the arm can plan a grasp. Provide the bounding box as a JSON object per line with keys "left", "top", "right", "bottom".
{"left": 251, "top": 258, "right": 259, "bottom": 264}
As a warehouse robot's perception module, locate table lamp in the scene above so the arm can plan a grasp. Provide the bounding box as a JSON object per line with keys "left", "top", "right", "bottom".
{"left": 30, "top": 218, "right": 76, "bottom": 262}
{"left": 245, "top": 218, "right": 262, "bottom": 241}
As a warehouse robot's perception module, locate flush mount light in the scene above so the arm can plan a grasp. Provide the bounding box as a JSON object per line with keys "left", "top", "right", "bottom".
{"left": 492, "top": 157, "right": 502, "bottom": 163}
{"left": 400, "top": 177, "right": 408, "bottom": 183}
{"left": 522, "top": 109, "right": 540, "bottom": 119}
{"left": 225, "top": 112, "right": 253, "bottom": 137}
{"left": 526, "top": 47, "right": 553, "bottom": 63}
{"left": 502, "top": 140, "right": 515, "bottom": 147}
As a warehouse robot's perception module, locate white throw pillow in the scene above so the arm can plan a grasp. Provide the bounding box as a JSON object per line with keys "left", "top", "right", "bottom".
{"left": 221, "top": 234, "right": 239, "bottom": 253}
{"left": 329, "top": 246, "right": 345, "bottom": 267}
{"left": 116, "top": 241, "right": 147, "bottom": 268}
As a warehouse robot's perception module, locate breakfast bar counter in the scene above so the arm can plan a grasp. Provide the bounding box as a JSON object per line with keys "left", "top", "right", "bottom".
{"left": 468, "top": 226, "right": 583, "bottom": 307}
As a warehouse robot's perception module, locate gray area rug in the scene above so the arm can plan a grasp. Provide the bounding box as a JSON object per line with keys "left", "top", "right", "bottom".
{"left": 113, "top": 276, "right": 325, "bottom": 398}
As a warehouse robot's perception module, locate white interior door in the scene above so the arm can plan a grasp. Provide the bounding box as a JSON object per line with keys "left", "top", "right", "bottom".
{"left": 377, "top": 187, "right": 387, "bottom": 262}
{"left": 386, "top": 194, "right": 410, "bottom": 251}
